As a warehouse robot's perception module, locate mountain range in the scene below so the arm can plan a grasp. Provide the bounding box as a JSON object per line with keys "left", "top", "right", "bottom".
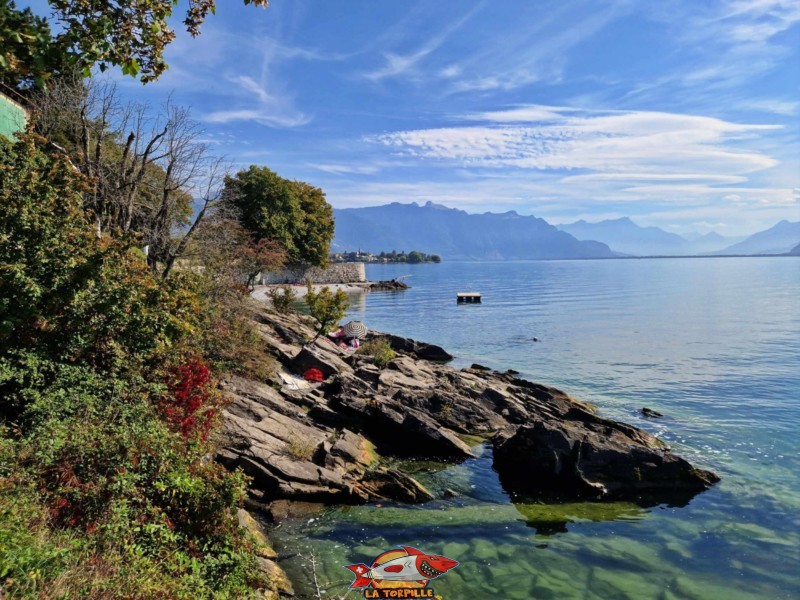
{"left": 713, "top": 220, "right": 800, "bottom": 255}
{"left": 332, "top": 202, "right": 615, "bottom": 260}
{"left": 556, "top": 217, "right": 749, "bottom": 256}
{"left": 332, "top": 203, "right": 800, "bottom": 259}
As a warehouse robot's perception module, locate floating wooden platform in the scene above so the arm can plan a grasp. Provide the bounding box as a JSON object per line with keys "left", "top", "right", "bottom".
{"left": 457, "top": 292, "right": 482, "bottom": 304}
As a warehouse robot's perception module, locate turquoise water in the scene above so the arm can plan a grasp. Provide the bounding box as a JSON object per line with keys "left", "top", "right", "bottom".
{"left": 271, "top": 257, "right": 800, "bottom": 599}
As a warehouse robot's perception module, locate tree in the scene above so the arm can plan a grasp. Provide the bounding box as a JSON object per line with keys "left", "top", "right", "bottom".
{"left": 304, "top": 282, "right": 349, "bottom": 343}
{"left": 241, "top": 238, "right": 286, "bottom": 290}
{"left": 0, "top": 134, "right": 264, "bottom": 596}
{"left": 407, "top": 250, "right": 425, "bottom": 264}
{"left": 224, "top": 166, "right": 334, "bottom": 268}
{"left": 1, "top": 0, "right": 269, "bottom": 87}
{"left": 32, "top": 76, "right": 224, "bottom": 278}
{"left": 295, "top": 181, "right": 335, "bottom": 267}
{"left": 0, "top": 1, "right": 68, "bottom": 91}
{"left": 430, "top": 254, "right": 441, "bottom": 263}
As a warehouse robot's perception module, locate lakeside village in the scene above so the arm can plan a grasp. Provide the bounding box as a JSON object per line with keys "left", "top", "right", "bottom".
{"left": 330, "top": 249, "right": 442, "bottom": 263}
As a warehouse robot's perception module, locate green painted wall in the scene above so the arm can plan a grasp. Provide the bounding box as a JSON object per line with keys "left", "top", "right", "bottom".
{"left": 0, "top": 92, "right": 28, "bottom": 140}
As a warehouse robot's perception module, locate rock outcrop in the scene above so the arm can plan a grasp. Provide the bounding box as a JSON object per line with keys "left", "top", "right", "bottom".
{"left": 493, "top": 418, "right": 719, "bottom": 504}
{"left": 217, "top": 376, "right": 432, "bottom": 504}
{"left": 217, "top": 309, "right": 719, "bottom": 510}
{"left": 364, "top": 279, "right": 410, "bottom": 291}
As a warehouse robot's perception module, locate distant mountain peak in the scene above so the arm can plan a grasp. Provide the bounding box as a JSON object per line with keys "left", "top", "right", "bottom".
{"left": 423, "top": 200, "right": 452, "bottom": 210}
{"left": 717, "top": 220, "right": 800, "bottom": 255}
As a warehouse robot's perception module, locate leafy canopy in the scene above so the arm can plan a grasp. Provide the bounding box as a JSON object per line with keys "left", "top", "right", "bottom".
{"left": 225, "top": 165, "right": 335, "bottom": 268}
{"left": 304, "top": 282, "right": 349, "bottom": 343}
{"left": 0, "top": 1, "right": 68, "bottom": 90}
{"left": 0, "top": 134, "right": 196, "bottom": 372}
{"left": 0, "top": 0, "right": 269, "bottom": 86}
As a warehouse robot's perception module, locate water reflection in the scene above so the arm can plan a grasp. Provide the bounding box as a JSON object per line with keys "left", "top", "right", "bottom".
{"left": 512, "top": 501, "right": 647, "bottom": 535}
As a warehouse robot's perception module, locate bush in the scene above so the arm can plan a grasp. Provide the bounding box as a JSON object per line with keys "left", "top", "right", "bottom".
{"left": 304, "top": 281, "right": 349, "bottom": 342}
{"left": 0, "top": 356, "right": 262, "bottom": 597}
{"left": 0, "top": 135, "right": 265, "bottom": 597}
{"left": 357, "top": 337, "right": 397, "bottom": 369}
{"left": 266, "top": 285, "right": 297, "bottom": 314}
{"left": 286, "top": 436, "right": 316, "bottom": 461}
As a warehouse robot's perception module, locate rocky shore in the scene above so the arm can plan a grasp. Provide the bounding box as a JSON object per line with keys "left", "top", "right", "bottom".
{"left": 219, "top": 308, "right": 719, "bottom": 506}
{"left": 219, "top": 307, "right": 719, "bottom": 595}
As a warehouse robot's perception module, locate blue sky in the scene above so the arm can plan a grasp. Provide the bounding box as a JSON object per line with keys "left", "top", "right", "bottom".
{"left": 27, "top": 0, "right": 800, "bottom": 236}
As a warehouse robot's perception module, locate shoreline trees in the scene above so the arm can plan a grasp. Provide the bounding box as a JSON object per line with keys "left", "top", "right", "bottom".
{"left": 223, "top": 165, "right": 335, "bottom": 269}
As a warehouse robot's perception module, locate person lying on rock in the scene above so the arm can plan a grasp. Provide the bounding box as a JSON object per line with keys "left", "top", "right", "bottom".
{"left": 327, "top": 327, "right": 360, "bottom": 350}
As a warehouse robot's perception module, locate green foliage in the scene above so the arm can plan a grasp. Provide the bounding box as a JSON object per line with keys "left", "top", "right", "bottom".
{"left": 1, "top": 0, "right": 269, "bottom": 87}
{"left": 356, "top": 337, "right": 397, "bottom": 369}
{"left": 294, "top": 180, "right": 335, "bottom": 267}
{"left": 0, "top": 363, "right": 263, "bottom": 597}
{"left": 185, "top": 251, "right": 279, "bottom": 382}
{"left": 0, "top": 1, "right": 67, "bottom": 90}
{"left": 224, "top": 165, "right": 335, "bottom": 268}
{"left": 0, "top": 135, "right": 266, "bottom": 596}
{"left": 267, "top": 285, "right": 297, "bottom": 314}
{"left": 304, "top": 281, "right": 349, "bottom": 342}
{"left": 241, "top": 238, "right": 286, "bottom": 290}
{"left": 0, "top": 135, "right": 197, "bottom": 376}
{"left": 406, "top": 250, "right": 425, "bottom": 264}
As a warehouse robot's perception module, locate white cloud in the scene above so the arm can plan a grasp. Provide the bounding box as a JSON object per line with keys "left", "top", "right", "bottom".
{"left": 744, "top": 99, "right": 800, "bottom": 116}
{"left": 468, "top": 105, "right": 579, "bottom": 123}
{"left": 203, "top": 75, "right": 310, "bottom": 128}
{"left": 363, "top": 4, "right": 483, "bottom": 82}
{"left": 439, "top": 65, "right": 463, "bottom": 79}
{"left": 564, "top": 173, "right": 748, "bottom": 184}
{"left": 617, "top": 0, "right": 800, "bottom": 109}
{"left": 371, "top": 106, "right": 781, "bottom": 177}
{"left": 309, "top": 163, "right": 381, "bottom": 176}
{"left": 721, "top": 0, "right": 800, "bottom": 42}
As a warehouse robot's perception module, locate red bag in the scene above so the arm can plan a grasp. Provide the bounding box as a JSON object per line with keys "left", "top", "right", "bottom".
{"left": 303, "top": 368, "right": 324, "bottom": 382}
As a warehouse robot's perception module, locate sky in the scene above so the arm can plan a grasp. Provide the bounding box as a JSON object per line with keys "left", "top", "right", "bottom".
{"left": 26, "top": 0, "right": 800, "bottom": 236}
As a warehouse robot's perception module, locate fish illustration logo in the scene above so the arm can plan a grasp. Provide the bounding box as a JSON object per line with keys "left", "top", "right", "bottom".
{"left": 344, "top": 545, "right": 458, "bottom": 597}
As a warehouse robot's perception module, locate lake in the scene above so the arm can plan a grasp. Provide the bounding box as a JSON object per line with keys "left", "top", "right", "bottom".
{"left": 271, "top": 257, "right": 800, "bottom": 599}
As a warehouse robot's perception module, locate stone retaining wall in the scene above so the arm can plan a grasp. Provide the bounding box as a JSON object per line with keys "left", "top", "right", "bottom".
{"left": 260, "top": 262, "right": 366, "bottom": 284}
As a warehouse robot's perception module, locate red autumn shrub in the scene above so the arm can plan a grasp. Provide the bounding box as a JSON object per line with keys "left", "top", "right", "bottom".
{"left": 162, "top": 358, "right": 220, "bottom": 440}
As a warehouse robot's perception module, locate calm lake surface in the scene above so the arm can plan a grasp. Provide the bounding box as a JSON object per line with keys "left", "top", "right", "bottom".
{"left": 272, "top": 257, "right": 800, "bottom": 599}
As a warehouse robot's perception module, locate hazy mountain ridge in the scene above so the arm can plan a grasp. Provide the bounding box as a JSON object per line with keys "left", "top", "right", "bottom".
{"left": 332, "top": 204, "right": 799, "bottom": 259}
{"left": 332, "top": 202, "right": 616, "bottom": 260}
{"left": 714, "top": 220, "right": 800, "bottom": 255}
{"left": 556, "top": 217, "right": 745, "bottom": 256}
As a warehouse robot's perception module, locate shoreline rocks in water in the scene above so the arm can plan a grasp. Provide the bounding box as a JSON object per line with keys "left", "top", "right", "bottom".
{"left": 217, "top": 308, "right": 719, "bottom": 512}
{"left": 362, "top": 279, "right": 410, "bottom": 291}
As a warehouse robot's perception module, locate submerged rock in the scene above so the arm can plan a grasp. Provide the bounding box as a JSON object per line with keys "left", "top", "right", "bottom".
{"left": 641, "top": 407, "right": 663, "bottom": 418}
